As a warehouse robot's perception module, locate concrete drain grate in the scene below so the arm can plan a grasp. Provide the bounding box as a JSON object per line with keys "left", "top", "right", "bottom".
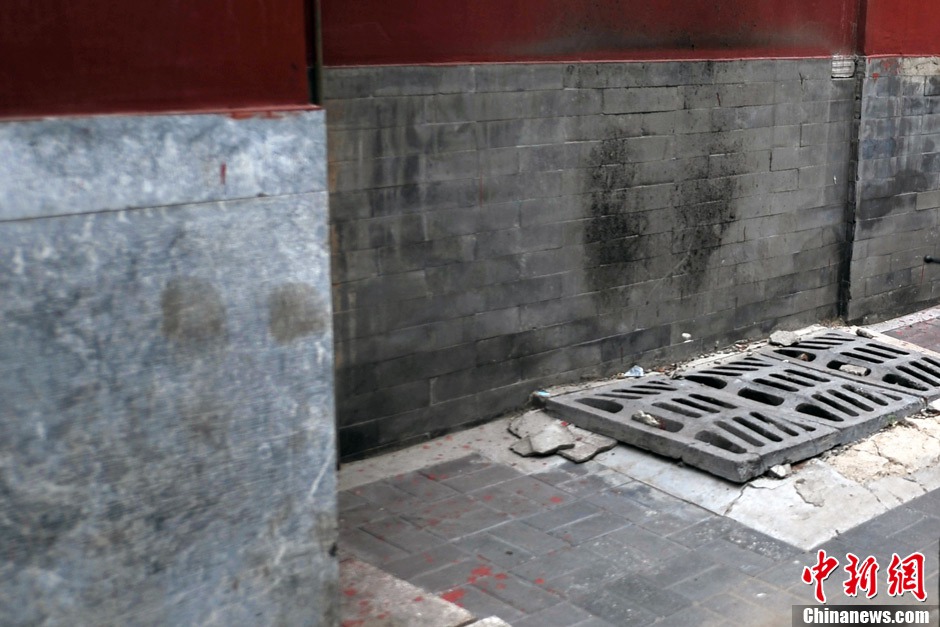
{"left": 546, "top": 375, "right": 841, "bottom": 482}
{"left": 547, "top": 351, "right": 924, "bottom": 482}
{"left": 680, "top": 354, "right": 923, "bottom": 443}
{"left": 764, "top": 330, "right": 940, "bottom": 401}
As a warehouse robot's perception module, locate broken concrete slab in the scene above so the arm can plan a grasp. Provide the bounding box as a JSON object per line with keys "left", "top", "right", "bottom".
{"left": 340, "top": 558, "right": 475, "bottom": 627}
{"left": 559, "top": 425, "right": 617, "bottom": 463}
{"left": 725, "top": 459, "right": 887, "bottom": 548}
{"left": 767, "top": 464, "right": 791, "bottom": 479}
{"left": 529, "top": 423, "right": 576, "bottom": 455}
{"left": 769, "top": 330, "right": 799, "bottom": 346}
{"left": 508, "top": 410, "right": 558, "bottom": 438}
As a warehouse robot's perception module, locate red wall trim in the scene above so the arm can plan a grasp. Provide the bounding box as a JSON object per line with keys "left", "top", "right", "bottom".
{"left": 0, "top": 1, "right": 310, "bottom": 118}
{"left": 322, "top": 0, "right": 859, "bottom": 66}
{"left": 863, "top": 0, "right": 940, "bottom": 56}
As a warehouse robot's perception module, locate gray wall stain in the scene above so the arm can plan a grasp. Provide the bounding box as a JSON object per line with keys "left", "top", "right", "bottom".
{"left": 269, "top": 282, "right": 329, "bottom": 344}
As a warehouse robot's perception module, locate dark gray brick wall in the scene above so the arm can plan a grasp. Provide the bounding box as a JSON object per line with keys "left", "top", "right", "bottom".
{"left": 326, "top": 60, "right": 852, "bottom": 459}
{"left": 847, "top": 57, "right": 940, "bottom": 323}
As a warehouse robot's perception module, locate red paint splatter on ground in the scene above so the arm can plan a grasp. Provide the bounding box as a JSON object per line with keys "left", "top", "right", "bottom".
{"left": 425, "top": 474, "right": 437, "bottom": 480}
{"left": 341, "top": 620, "right": 364, "bottom": 627}
{"left": 535, "top": 578, "right": 545, "bottom": 585}
{"left": 413, "top": 596, "right": 424, "bottom": 602}
{"left": 376, "top": 613, "right": 388, "bottom": 619}
{"left": 494, "top": 573, "right": 508, "bottom": 580}
{"left": 423, "top": 445, "right": 431, "bottom": 449}
{"left": 550, "top": 496, "right": 564, "bottom": 504}
{"left": 462, "top": 444, "right": 472, "bottom": 449}
{"left": 872, "top": 72, "right": 880, "bottom": 79}
{"left": 467, "top": 565, "right": 493, "bottom": 584}
{"left": 219, "top": 163, "right": 227, "bottom": 185}
{"left": 427, "top": 518, "right": 440, "bottom": 527}
{"left": 482, "top": 494, "right": 493, "bottom": 501}
{"left": 343, "top": 588, "right": 358, "bottom": 597}
{"left": 441, "top": 588, "right": 466, "bottom": 603}
{"left": 496, "top": 583, "right": 507, "bottom": 590}
{"left": 446, "top": 435, "right": 454, "bottom": 440}
{"left": 357, "top": 600, "right": 370, "bottom": 607}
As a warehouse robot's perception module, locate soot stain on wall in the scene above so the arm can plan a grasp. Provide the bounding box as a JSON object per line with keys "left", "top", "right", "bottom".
{"left": 584, "top": 134, "right": 737, "bottom": 299}
{"left": 584, "top": 137, "right": 650, "bottom": 291}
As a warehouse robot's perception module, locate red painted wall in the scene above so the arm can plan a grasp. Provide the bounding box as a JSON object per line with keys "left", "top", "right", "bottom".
{"left": 0, "top": 1, "right": 310, "bottom": 118}
{"left": 322, "top": 0, "right": 859, "bottom": 66}
{"left": 863, "top": 0, "right": 940, "bottom": 56}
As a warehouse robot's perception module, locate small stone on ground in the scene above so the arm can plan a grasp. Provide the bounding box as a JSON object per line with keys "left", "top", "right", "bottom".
{"left": 769, "top": 330, "right": 799, "bottom": 346}
{"left": 767, "top": 464, "right": 791, "bottom": 479}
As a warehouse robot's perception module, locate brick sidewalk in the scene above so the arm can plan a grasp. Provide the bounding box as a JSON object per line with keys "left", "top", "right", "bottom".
{"left": 339, "top": 318, "right": 940, "bottom": 626}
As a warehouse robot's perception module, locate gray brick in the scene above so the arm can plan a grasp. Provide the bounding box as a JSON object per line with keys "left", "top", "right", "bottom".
{"left": 327, "top": 95, "right": 429, "bottom": 130}
{"left": 339, "top": 379, "right": 431, "bottom": 425}
{"left": 428, "top": 93, "right": 478, "bottom": 124}
{"left": 473, "top": 572, "right": 563, "bottom": 614}
{"left": 711, "top": 105, "right": 775, "bottom": 131}
{"left": 603, "top": 573, "right": 692, "bottom": 618}
{"left": 430, "top": 361, "right": 521, "bottom": 403}
{"left": 520, "top": 294, "right": 596, "bottom": 328}
{"left": 574, "top": 589, "right": 658, "bottom": 627}
{"left": 437, "top": 585, "right": 526, "bottom": 624}
{"left": 474, "top": 63, "right": 567, "bottom": 92}
{"left": 513, "top": 602, "right": 596, "bottom": 627}
{"left": 442, "top": 464, "right": 525, "bottom": 493}
{"left": 714, "top": 60, "right": 778, "bottom": 84}
{"left": 339, "top": 527, "right": 411, "bottom": 564}
{"left": 602, "top": 87, "right": 680, "bottom": 114}
{"left": 548, "top": 512, "right": 631, "bottom": 545}
{"left": 359, "top": 515, "right": 450, "bottom": 552}
{"left": 454, "top": 532, "right": 535, "bottom": 569}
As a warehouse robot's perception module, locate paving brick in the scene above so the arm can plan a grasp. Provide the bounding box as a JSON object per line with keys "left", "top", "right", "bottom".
{"left": 510, "top": 544, "right": 611, "bottom": 582}
{"left": 512, "top": 601, "right": 597, "bottom": 627}
{"left": 438, "top": 585, "right": 526, "bottom": 624}
{"left": 639, "top": 549, "right": 725, "bottom": 588}
{"left": 544, "top": 560, "right": 625, "bottom": 599}
{"left": 665, "top": 564, "right": 749, "bottom": 601}
{"left": 585, "top": 525, "right": 691, "bottom": 570}
{"left": 404, "top": 494, "right": 511, "bottom": 540}
{"left": 472, "top": 572, "right": 564, "bottom": 614}
{"left": 411, "top": 558, "right": 495, "bottom": 593}
{"left": 487, "top": 520, "right": 571, "bottom": 554}
{"left": 573, "top": 589, "right": 658, "bottom": 627}
{"left": 359, "top": 515, "right": 449, "bottom": 553}
{"left": 381, "top": 543, "right": 472, "bottom": 580}
{"left": 548, "top": 512, "right": 632, "bottom": 545}
{"left": 694, "top": 538, "right": 777, "bottom": 575}
{"left": 455, "top": 532, "right": 536, "bottom": 569}
{"left": 604, "top": 573, "right": 692, "bottom": 618}
{"left": 442, "top": 464, "right": 525, "bottom": 493}
{"left": 388, "top": 470, "right": 462, "bottom": 502}
{"left": 339, "top": 527, "right": 411, "bottom": 564}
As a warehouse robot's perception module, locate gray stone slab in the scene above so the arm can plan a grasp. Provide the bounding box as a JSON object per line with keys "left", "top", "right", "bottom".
{"left": 0, "top": 109, "right": 326, "bottom": 221}
{"left": 0, "top": 190, "right": 336, "bottom": 624}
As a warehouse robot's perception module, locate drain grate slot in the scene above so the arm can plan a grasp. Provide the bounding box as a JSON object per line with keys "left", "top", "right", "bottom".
{"left": 764, "top": 330, "right": 940, "bottom": 401}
